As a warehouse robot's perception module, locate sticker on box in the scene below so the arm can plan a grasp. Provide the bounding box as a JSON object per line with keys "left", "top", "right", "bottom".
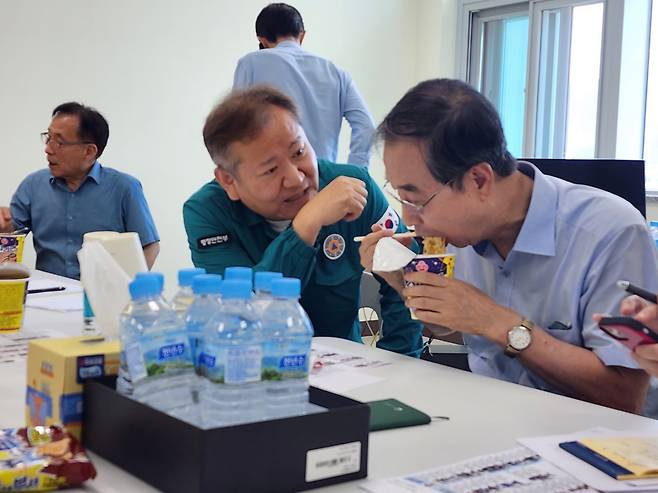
{"left": 306, "top": 441, "right": 361, "bottom": 482}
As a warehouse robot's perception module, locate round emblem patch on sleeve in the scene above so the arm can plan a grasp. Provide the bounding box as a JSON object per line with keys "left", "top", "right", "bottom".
{"left": 323, "top": 233, "right": 346, "bottom": 260}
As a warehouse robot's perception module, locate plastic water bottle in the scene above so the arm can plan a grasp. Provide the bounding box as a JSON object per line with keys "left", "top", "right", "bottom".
{"left": 172, "top": 268, "right": 206, "bottom": 315}
{"left": 118, "top": 274, "right": 199, "bottom": 424}
{"left": 185, "top": 274, "right": 223, "bottom": 375}
{"left": 252, "top": 271, "right": 282, "bottom": 316}
{"left": 199, "top": 280, "right": 263, "bottom": 428}
{"left": 117, "top": 273, "right": 168, "bottom": 396}
{"left": 649, "top": 221, "right": 658, "bottom": 249}
{"left": 261, "top": 277, "right": 314, "bottom": 419}
{"left": 224, "top": 266, "right": 253, "bottom": 285}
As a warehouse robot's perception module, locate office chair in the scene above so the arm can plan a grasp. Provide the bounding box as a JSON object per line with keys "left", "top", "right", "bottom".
{"left": 522, "top": 158, "right": 646, "bottom": 217}
{"left": 359, "top": 271, "right": 382, "bottom": 345}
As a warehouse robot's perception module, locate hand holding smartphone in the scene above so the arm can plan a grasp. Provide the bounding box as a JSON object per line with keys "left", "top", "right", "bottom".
{"left": 598, "top": 316, "right": 658, "bottom": 350}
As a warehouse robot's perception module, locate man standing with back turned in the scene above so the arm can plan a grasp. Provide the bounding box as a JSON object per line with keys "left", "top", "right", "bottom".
{"left": 233, "top": 3, "right": 375, "bottom": 167}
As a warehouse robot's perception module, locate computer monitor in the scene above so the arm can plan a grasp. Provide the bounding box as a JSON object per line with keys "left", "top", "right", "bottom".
{"left": 521, "top": 158, "right": 646, "bottom": 218}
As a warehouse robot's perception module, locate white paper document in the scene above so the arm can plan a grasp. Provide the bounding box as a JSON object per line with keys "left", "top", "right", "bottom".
{"left": 26, "top": 293, "right": 83, "bottom": 312}
{"left": 26, "top": 279, "right": 83, "bottom": 295}
{"left": 361, "top": 446, "right": 597, "bottom": 493}
{"left": 308, "top": 344, "right": 389, "bottom": 393}
{"left": 518, "top": 427, "right": 658, "bottom": 492}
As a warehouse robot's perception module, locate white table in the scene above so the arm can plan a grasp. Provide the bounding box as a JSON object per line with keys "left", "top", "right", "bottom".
{"left": 2, "top": 271, "right": 658, "bottom": 493}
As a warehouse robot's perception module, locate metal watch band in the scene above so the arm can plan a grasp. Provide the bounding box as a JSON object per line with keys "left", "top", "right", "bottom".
{"left": 504, "top": 318, "right": 534, "bottom": 358}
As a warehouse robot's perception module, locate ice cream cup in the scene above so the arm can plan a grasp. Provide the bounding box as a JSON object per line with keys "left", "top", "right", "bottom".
{"left": 403, "top": 254, "right": 456, "bottom": 327}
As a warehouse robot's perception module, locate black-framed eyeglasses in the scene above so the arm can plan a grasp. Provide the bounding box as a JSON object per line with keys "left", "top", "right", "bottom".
{"left": 382, "top": 179, "right": 454, "bottom": 213}
{"left": 40, "top": 132, "right": 93, "bottom": 150}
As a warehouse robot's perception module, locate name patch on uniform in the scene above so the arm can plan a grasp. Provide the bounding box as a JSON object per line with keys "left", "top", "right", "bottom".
{"left": 197, "top": 234, "right": 231, "bottom": 249}
{"left": 323, "top": 233, "right": 345, "bottom": 260}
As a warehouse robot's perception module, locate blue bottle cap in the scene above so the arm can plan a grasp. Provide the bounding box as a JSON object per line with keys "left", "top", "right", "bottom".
{"left": 220, "top": 280, "right": 253, "bottom": 299}
{"left": 178, "top": 267, "right": 207, "bottom": 287}
{"left": 135, "top": 272, "right": 165, "bottom": 292}
{"left": 192, "top": 274, "right": 223, "bottom": 294}
{"left": 224, "top": 266, "right": 253, "bottom": 282}
{"left": 129, "top": 275, "right": 161, "bottom": 300}
{"left": 271, "top": 277, "right": 301, "bottom": 299}
{"left": 254, "top": 271, "right": 283, "bottom": 292}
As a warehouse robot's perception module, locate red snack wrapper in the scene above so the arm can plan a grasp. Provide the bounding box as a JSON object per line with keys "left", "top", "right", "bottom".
{"left": 0, "top": 425, "right": 96, "bottom": 491}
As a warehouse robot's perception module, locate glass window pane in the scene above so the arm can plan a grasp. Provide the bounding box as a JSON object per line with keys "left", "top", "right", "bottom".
{"left": 645, "top": 2, "right": 658, "bottom": 191}
{"left": 616, "top": 0, "right": 651, "bottom": 161}
{"left": 564, "top": 2, "right": 604, "bottom": 158}
{"left": 535, "top": 8, "right": 568, "bottom": 158}
{"left": 480, "top": 15, "right": 529, "bottom": 156}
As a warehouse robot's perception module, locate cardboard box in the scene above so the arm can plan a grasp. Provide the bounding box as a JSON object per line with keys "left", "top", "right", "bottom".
{"left": 26, "top": 336, "right": 120, "bottom": 439}
{"left": 83, "top": 377, "right": 370, "bottom": 493}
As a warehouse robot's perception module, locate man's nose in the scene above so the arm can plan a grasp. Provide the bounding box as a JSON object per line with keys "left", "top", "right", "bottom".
{"left": 401, "top": 204, "right": 420, "bottom": 227}
{"left": 282, "top": 163, "right": 304, "bottom": 187}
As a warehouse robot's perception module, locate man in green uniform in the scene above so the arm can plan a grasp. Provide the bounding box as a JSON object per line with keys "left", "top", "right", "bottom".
{"left": 183, "top": 86, "right": 422, "bottom": 356}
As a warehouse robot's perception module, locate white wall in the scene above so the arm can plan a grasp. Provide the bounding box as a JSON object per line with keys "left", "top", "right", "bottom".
{"left": 0, "top": 0, "right": 432, "bottom": 294}
{"left": 416, "top": 0, "right": 458, "bottom": 80}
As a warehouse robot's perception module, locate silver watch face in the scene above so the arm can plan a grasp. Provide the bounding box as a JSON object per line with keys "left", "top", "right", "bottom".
{"left": 509, "top": 326, "right": 532, "bottom": 350}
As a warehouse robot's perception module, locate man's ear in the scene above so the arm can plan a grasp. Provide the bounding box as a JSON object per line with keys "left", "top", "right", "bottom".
{"left": 298, "top": 31, "right": 306, "bottom": 45}
{"left": 85, "top": 144, "right": 98, "bottom": 162}
{"left": 467, "top": 162, "right": 495, "bottom": 198}
{"left": 257, "top": 36, "right": 275, "bottom": 48}
{"left": 214, "top": 166, "right": 241, "bottom": 201}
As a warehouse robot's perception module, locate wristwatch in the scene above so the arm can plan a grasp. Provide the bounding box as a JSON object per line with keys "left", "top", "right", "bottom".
{"left": 504, "top": 318, "right": 534, "bottom": 358}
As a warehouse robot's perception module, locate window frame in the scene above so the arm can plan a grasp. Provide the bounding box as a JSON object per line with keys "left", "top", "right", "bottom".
{"left": 456, "top": 0, "right": 654, "bottom": 190}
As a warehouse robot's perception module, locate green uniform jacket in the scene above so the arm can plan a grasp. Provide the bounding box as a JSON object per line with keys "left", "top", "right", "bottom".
{"left": 183, "top": 160, "right": 423, "bottom": 356}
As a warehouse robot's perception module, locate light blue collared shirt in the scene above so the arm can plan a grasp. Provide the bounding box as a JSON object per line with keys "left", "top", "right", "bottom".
{"left": 451, "top": 162, "right": 658, "bottom": 393}
{"left": 10, "top": 161, "right": 159, "bottom": 279}
{"left": 233, "top": 40, "right": 375, "bottom": 167}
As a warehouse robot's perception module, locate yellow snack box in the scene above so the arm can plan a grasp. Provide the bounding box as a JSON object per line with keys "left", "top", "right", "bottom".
{"left": 25, "top": 336, "right": 120, "bottom": 439}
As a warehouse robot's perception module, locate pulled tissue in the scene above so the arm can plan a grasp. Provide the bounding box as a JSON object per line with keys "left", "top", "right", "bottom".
{"left": 77, "top": 241, "right": 132, "bottom": 339}
{"left": 372, "top": 237, "right": 416, "bottom": 272}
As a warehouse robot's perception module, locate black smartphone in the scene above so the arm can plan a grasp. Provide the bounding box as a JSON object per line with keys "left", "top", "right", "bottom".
{"left": 598, "top": 316, "right": 658, "bottom": 350}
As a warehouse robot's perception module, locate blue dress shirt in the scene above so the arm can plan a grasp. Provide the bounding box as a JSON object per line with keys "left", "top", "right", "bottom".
{"left": 10, "top": 161, "right": 159, "bottom": 279}
{"left": 450, "top": 162, "right": 658, "bottom": 393}
{"left": 233, "top": 40, "right": 375, "bottom": 167}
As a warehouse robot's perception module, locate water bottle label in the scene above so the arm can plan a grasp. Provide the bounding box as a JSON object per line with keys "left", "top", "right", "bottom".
{"left": 262, "top": 350, "right": 309, "bottom": 381}
{"left": 199, "top": 343, "right": 224, "bottom": 383}
{"left": 226, "top": 345, "right": 262, "bottom": 384}
{"left": 127, "top": 331, "right": 194, "bottom": 382}
{"left": 125, "top": 345, "right": 147, "bottom": 382}
{"left": 199, "top": 352, "right": 217, "bottom": 369}
{"left": 189, "top": 336, "right": 202, "bottom": 371}
{"left": 158, "top": 343, "right": 186, "bottom": 360}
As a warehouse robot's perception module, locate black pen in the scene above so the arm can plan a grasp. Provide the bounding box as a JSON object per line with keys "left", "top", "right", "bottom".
{"left": 616, "top": 280, "right": 657, "bottom": 304}
{"left": 27, "top": 286, "right": 66, "bottom": 295}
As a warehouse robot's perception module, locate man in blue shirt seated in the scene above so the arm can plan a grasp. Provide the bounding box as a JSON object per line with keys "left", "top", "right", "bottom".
{"left": 233, "top": 3, "right": 375, "bottom": 167}
{"left": 359, "top": 78, "right": 658, "bottom": 413}
{"left": 0, "top": 102, "right": 160, "bottom": 279}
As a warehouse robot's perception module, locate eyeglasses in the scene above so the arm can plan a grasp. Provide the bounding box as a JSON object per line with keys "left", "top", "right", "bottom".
{"left": 40, "top": 132, "right": 93, "bottom": 150}
{"left": 382, "top": 179, "right": 454, "bottom": 213}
